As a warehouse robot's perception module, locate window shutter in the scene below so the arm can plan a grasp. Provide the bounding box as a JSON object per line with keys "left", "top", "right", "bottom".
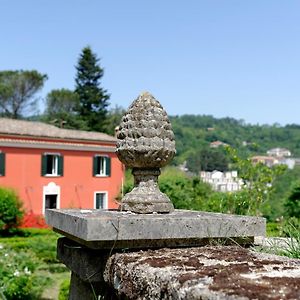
{"left": 93, "top": 156, "right": 98, "bottom": 176}
{"left": 0, "top": 153, "right": 5, "bottom": 176}
{"left": 41, "top": 154, "right": 47, "bottom": 176}
{"left": 58, "top": 155, "right": 64, "bottom": 176}
{"left": 105, "top": 157, "right": 111, "bottom": 176}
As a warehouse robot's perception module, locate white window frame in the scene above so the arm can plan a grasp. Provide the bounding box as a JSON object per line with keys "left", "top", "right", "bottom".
{"left": 94, "top": 155, "right": 108, "bottom": 177}
{"left": 94, "top": 191, "right": 108, "bottom": 209}
{"left": 44, "top": 152, "right": 60, "bottom": 177}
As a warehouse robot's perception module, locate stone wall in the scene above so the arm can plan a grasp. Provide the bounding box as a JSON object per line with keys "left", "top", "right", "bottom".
{"left": 104, "top": 246, "right": 300, "bottom": 300}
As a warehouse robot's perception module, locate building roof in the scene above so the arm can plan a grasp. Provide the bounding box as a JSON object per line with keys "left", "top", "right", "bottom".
{"left": 267, "top": 147, "right": 291, "bottom": 156}
{"left": 209, "top": 140, "right": 228, "bottom": 148}
{"left": 251, "top": 156, "right": 278, "bottom": 164}
{"left": 268, "top": 147, "right": 290, "bottom": 152}
{"left": 0, "top": 118, "right": 116, "bottom": 143}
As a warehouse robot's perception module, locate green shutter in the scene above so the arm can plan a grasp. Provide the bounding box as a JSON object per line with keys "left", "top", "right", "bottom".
{"left": 58, "top": 155, "right": 64, "bottom": 176}
{"left": 41, "top": 154, "right": 47, "bottom": 176}
{"left": 93, "top": 156, "right": 98, "bottom": 176}
{"left": 0, "top": 152, "right": 5, "bottom": 176}
{"left": 106, "top": 157, "right": 111, "bottom": 176}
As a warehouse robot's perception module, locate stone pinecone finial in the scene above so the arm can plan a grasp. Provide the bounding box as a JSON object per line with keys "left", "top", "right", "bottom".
{"left": 116, "top": 92, "right": 176, "bottom": 213}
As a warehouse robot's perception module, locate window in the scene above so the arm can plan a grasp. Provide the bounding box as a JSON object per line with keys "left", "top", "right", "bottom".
{"left": 94, "top": 192, "right": 108, "bottom": 209}
{"left": 45, "top": 194, "right": 57, "bottom": 209}
{"left": 93, "top": 156, "right": 111, "bottom": 176}
{"left": 41, "top": 154, "right": 63, "bottom": 176}
{"left": 0, "top": 152, "right": 5, "bottom": 176}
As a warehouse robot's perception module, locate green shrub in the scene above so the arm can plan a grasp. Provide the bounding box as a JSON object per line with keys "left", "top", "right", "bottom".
{"left": 58, "top": 279, "right": 70, "bottom": 300}
{"left": 47, "top": 264, "right": 68, "bottom": 273}
{"left": 0, "top": 243, "right": 49, "bottom": 299}
{"left": 0, "top": 230, "right": 60, "bottom": 264}
{"left": 28, "top": 236, "right": 58, "bottom": 263}
{"left": 0, "top": 187, "right": 23, "bottom": 233}
{"left": 284, "top": 183, "right": 300, "bottom": 218}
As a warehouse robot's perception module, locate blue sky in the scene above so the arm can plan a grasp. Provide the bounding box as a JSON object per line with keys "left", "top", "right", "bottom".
{"left": 1, "top": 1, "right": 300, "bottom": 125}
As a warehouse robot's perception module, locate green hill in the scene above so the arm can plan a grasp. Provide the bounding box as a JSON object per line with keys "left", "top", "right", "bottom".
{"left": 170, "top": 114, "right": 300, "bottom": 166}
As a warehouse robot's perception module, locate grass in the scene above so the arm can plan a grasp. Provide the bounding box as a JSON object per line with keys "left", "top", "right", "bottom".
{"left": 256, "top": 218, "right": 300, "bottom": 259}
{"left": 279, "top": 219, "right": 300, "bottom": 259}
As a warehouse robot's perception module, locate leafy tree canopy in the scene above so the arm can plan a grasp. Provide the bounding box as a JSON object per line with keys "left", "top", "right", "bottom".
{"left": 46, "top": 88, "right": 79, "bottom": 116}
{"left": 186, "top": 147, "right": 228, "bottom": 173}
{"left": 43, "top": 89, "right": 88, "bottom": 129}
{"left": 103, "top": 105, "right": 126, "bottom": 136}
{"left": 0, "top": 70, "right": 47, "bottom": 118}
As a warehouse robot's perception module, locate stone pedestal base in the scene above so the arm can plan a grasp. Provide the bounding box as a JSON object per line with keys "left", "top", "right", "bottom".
{"left": 57, "top": 238, "right": 116, "bottom": 300}
{"left": 69, "top": 272, "right": 99, "bottom": 300}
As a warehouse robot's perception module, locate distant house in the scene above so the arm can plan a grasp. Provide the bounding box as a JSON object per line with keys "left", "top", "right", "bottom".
{"left": 251, "top": 155, "right": 295, "bottom": 169}
{"left": 267, "top": 148, "right": 291, "bottom": 157}
{"left": 0, "top": 118, "right": 124, "bottom": 226}
{"left": 251, "top": 156, "right": 279, "bottom": 168}
{"left": 200, "top": 170, "right": 243, "bottom": 192}
{"left": 279, "top": 158, "right": 296, "bottom": 169}
{"left": 210, "top": 141, "right": 228, "bottom": 148}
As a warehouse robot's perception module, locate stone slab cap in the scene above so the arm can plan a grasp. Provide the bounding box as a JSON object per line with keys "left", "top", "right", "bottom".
{"left": 45, "top": 209, "right": 265, "bottom": 249}
{"left": 104, "top": 245, "right": 300, "bottom": 300}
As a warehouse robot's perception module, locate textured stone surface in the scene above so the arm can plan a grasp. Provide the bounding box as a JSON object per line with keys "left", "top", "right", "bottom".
{"left": 116, "top": 92, "right": 176, "bottom": 213}
{"left": 116, "top": 92, "right": 175, "bottom": 168}
{"left": 68, "top": 272, "right": 102, "bottom": 300}
{"left": 57, "top": 237, "right": 109, "bottom": 282}
{"left": 120, "top": 168, "right": 174, "bottom": 213}
{"left": 46, "top": 209, "right": 265, "bottom": 249}
{"left": 104, "top": 246, "right": 300, "bottom": 300}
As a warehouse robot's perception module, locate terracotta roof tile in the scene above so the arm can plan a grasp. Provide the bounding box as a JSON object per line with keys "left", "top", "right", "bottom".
{"left": 0, "top": 118, "right": 116, "bottom": 143}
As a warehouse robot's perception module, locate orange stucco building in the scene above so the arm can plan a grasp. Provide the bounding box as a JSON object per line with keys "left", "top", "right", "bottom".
{"left": 0, "top": 118, "right": 124, "bottom": 226}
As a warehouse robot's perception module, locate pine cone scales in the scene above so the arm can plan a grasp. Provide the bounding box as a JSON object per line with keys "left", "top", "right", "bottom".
{"left": 116, "top": 92, "right": 176, "bottom": 168}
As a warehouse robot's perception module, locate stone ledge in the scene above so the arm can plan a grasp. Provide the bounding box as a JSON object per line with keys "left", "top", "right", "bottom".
{"left": 46, "top": 209, "right": 265, "bottom": 249}
{"left": 104, "top": 246, "right": 300, "bottom": 300}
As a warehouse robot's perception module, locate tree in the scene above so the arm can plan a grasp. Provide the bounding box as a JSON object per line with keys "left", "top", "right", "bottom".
{"left": 226, "top": 147, "right": 286, "bottom": 216}
{"left": 75, "top": 47, "right": 110, "bottom": 132}
{"left": 284, "top": 182, "right": 300, "bottom": 218}
{"left": 46, "top": 88, "right": 79, "bottom": 116}
{"left": 186, "top": 148, "right": 228, "bottom": 173}
{"left": 0, "top": 70, "right": 47, "bottom": 118}
{"left": 104, "top": 105, "right": 126, "bottom": 135}
{"left": 44, "top": 89, "right": 87, "bottom": 129}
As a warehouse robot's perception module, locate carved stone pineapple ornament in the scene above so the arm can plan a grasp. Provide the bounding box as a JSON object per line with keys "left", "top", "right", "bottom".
{"left": 116, "top": 92, "right": 176, "bottom": 213}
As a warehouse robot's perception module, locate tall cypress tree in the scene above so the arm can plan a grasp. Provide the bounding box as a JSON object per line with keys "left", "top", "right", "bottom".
{"left": 75, "top": 46, "right": 110, "bottom": 132}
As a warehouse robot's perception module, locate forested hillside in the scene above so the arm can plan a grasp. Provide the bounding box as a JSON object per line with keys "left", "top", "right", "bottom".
{"left": 170, "top": 114, "right": 300, "bottom": 167}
